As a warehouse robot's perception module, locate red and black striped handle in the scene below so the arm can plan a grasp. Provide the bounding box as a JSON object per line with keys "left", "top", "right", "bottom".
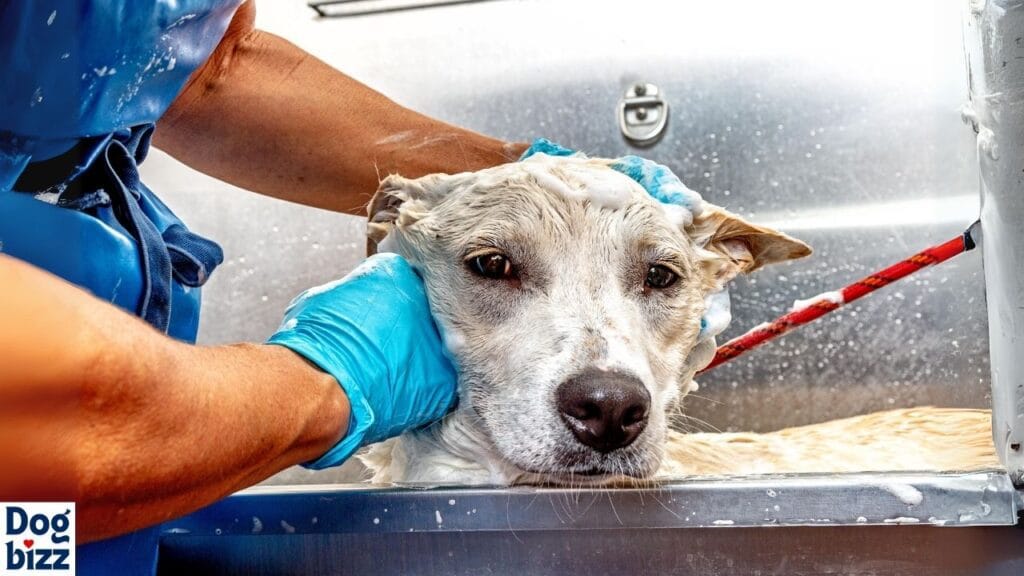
{"left": 697, "top": 221, "right": 979, "bottom": 375}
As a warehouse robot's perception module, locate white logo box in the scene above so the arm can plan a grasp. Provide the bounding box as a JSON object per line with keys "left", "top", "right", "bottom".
{"left": 0, "top": 502, "right": 75, "bottom": 574}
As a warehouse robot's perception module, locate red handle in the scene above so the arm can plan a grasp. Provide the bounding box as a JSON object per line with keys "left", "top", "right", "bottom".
{"left": 697, "top": 227, "right": 975, "bottom": 375}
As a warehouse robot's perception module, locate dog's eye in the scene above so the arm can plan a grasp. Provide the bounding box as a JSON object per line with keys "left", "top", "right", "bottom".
{"left": 468, "top": 253, "right": 517, "bottom": 280}
{"left": 645, "top": 264, "right": 679, "bottom": 290}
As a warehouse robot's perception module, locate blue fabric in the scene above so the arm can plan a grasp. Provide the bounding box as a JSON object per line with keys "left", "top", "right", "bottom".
{"left": 519, "top": 137, "right": 579, "bottom": 159}
{"left": 268, "top": 254, "right": 459, "bottom": 469}
{"left": 0, "top": 0, "right": 243, "bottom": 162}
{"left": 1, "top": 124, "right": 223, "bottom": 341}
{"left": 77, "top": 526, "right": 160, "bottom": 576}
{"left": 609, "top": 155, "right": 705, "bottom": 212}
{"left": 0, "top": 1, "right": 238, "bottom": 340}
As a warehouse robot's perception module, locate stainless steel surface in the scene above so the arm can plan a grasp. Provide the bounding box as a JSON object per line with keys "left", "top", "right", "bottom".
{"left": 619, "top": 82, "right": 669, "bottom": 145}
{"left": 181, "top": 471, "right": 1022, "bottom": 531}
{"left": 157, "top": 472, "right": 1024, "bottom": 575}
{"left": 140, "top": 0, "right": 990, "bottom": 486}
{"left": 965, "top": 0, "right": 1024, "bottom": 482}
{"left": 309, "top": 0, "right": 500, "bottom": 19}
{"left": 161, "top": 527, "right": 1024, "bottom": 576}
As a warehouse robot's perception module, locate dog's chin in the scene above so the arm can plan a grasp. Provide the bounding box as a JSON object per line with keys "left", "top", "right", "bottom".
{"left": 505, "top": 451, "right": 660, "bottom": 486}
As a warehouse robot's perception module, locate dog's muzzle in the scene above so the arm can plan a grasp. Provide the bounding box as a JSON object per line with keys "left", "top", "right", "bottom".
{"left": 555, "top": 368, "right": 650, "bottom": 454}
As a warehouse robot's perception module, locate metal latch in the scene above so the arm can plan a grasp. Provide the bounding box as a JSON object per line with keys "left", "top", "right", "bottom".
{"left": 618, "top": 82, "right": 669, "bottom": 146}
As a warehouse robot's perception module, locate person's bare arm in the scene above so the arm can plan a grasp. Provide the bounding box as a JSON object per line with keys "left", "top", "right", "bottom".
{"left": 0, "top": 254, "right": 348, "bottom": 543}
{"left": 156, "top": 1, "right": 527, "bottom": 215}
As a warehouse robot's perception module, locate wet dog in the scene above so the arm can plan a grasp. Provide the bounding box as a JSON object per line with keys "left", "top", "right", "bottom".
{"left": 357, "top": 155, "right": 997, "bottom": 483}
{"left": 359, "top": 154, "right": 816, "bottom": 484}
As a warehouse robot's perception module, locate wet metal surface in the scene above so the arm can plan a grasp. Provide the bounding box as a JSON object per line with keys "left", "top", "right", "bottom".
{"left": 141, "top": 0, "right": 989, "bottom": 487}
{"left": 157, "top": 471, "right": 1024, "bottom": 575}
{"left": 965, "top": 0, "right": 1024, "bottom": 482}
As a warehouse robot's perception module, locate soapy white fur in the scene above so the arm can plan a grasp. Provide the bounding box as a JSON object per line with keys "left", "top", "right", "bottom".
{"left": 360, "top": 158, "right": 809, "bottom": 485}
{"left": 521, "top": 153, "right": 640, "bottom": 210}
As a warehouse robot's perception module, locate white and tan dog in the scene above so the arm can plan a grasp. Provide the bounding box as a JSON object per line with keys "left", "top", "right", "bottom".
{"left": 359, "top": 155, "right": 997, "bottom": 484}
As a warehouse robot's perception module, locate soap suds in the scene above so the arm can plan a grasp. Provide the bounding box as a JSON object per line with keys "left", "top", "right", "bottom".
{"left": 520, "top": 159, "right": 580, "bottom": 201}
{"left": 376, "top": 130, "right": 414, "bottom": 146}
{"left": 699, "top": 289, "right": 732, "bottom": 341}
{"left": 660, "top": 203, "right": 694, "bottom": 228}
{"left": 791, "top": 290, "right": 844, "bottom": 312}
{"left": 520, "top": 154, "right": 637, "bottom": 210}
{"left": 883, "top": 517, "right": 920, "bottom": 524}
{"left": 34, "top": 191, "right": 61, "bottom": 205}
{"left": 712, "top": 520, "right": 734, "bottom": 526}
{"left": 977, "top": 126, "right": 999, "bottom": 161}
{"left": 878, "top": 483, "right": 923, "bottom": 506}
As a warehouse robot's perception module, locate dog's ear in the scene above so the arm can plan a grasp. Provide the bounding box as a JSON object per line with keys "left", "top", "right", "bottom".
{"left": 366, "top": 174, "right": 450, "bottom": 256}
{"left": 686, "top": 205, "right": 811, "bottom": 291}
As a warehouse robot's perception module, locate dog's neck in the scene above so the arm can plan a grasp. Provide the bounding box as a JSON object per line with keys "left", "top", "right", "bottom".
{"left": 383, "top": 408, "right": 529, "bottom": 485}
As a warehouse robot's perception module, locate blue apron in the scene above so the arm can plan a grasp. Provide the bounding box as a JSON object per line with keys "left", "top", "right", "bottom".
{"left": 1, "top": 1, "right": 242, "bottom": 573}
{"left": 0, "top": 0, "right": 243, "bottom": 341}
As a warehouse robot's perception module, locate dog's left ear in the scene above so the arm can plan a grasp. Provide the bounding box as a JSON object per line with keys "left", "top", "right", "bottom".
{"left": 686, "top": 205, "right": 811, "bottom": 291}
{"left": 366, "top": 173, "right": 454, "bottom": 256}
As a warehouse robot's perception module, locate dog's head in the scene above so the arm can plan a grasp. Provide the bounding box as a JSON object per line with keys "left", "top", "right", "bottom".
{"left": 366, "top": 155, "right": 809, "bottom": 482}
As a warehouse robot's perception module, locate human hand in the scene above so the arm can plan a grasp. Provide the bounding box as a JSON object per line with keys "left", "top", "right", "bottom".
{"left": 268, "top": 253, "right": 458, "bottom": 469}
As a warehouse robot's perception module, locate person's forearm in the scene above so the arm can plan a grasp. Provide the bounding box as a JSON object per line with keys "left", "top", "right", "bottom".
{"left": 0, "top": 255, "right": 347, "bottom": 542}
{"left": 155, "top": 2, "right": 527, "bottom": 215}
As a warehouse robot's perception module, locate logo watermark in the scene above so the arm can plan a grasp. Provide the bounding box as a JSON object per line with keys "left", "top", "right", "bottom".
{"left": 1, "top": 503, "right": 74, "bottom": 574}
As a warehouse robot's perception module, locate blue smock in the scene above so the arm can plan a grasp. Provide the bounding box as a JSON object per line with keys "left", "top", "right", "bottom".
{"left": 1, "top": 2, "right": 243, "bottom": 573}
{"left": 0, "top": 0, "right": 243, "bottom": 342}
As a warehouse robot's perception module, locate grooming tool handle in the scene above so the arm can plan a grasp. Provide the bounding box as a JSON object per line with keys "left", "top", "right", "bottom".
{"left": 698, "top": 221, "right": 980, "bottom": 374}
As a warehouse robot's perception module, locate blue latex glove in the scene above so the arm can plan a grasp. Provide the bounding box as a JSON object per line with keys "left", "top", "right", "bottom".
{"left": 268, "top": 253, "right": 458, "bottom": 469}
{"left": 521, "top": 139, "right": 729, "bottom": 342}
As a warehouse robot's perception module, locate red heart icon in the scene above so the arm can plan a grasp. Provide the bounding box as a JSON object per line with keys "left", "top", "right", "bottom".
{"left": 23, "top": 539, "right": 33, "bottom": 549}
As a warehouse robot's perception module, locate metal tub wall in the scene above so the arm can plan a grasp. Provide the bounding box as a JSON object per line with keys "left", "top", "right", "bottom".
{"left": 158, "top": 472, "right": 1024, "bottom": 575}
{"left": 141, "top": 0, "right": 988, "bottom": 486}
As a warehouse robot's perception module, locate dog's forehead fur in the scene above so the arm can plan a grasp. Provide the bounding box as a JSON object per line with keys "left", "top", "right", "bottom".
{"left": 416, "top": 160, "right": 699, "bottom": 275}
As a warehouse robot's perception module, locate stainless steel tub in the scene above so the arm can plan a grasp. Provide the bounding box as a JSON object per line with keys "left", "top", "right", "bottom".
{"left": 129, "top": 0, "right": 1024, "bottom": 574}
{"left": 158, "top": 472, "right": 1023, "bottom": 575}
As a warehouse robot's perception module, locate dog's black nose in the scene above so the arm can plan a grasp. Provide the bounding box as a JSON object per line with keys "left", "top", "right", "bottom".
{"left": 555, "top": 369, "right": 650, "bottom": 453}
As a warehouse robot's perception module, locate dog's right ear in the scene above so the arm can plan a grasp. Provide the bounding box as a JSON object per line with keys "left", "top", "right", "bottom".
{"left": 366, "top": 174, "right": 445, "bottom": 256}
{"left": 686, "top": 205, "right": 812, "bottom": 292}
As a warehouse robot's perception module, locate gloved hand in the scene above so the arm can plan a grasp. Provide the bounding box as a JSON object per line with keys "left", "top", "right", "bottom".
{"left": 520, "top": 139, "right": 730, "bottom": 342}
{"left": 268, "top": 253, "right": 458, "bottom": 469}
